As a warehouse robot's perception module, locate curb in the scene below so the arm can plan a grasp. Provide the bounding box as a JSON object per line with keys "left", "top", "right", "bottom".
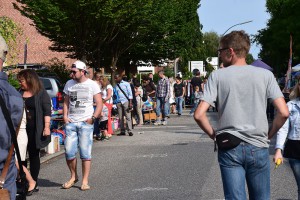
{"left": 40, "top": 147, "right": 65, "bottom": 164}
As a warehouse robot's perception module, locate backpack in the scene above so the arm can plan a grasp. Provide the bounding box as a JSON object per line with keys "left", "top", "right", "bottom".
{"left": 141, "top": 87, "right": 148, "bottom": 102}
{"left": 113, "top": 87, "right": 120, "bottom": 104}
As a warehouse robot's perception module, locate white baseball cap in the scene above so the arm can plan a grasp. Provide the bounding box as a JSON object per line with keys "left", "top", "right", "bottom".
{"left": 72, "top": 60, "right": 87, "bottom": 71}
{"left": 0, "top": 34, "right": 8, "bottom": 62}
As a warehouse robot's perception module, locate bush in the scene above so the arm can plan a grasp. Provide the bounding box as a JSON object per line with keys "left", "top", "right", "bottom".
{"left": 42, "top": 58, "right": 70, "bottom": 84}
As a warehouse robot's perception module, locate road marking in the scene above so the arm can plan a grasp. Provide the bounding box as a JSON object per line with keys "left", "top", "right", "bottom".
{"left": 135, "top": 153, "right": 168, "bottom": 158}
{"left": 132, "top": 187, "right": 168, "bottom": 192}
{"left": 137, "top": 125, "right": 187, "bottom": 129}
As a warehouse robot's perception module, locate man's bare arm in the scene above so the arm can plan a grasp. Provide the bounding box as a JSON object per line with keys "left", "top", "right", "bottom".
{"left": 194, "top": 101, "right": 215, "bottom": 140}
{"left": 268, "top": 97, "right": 289, "bottom": 139}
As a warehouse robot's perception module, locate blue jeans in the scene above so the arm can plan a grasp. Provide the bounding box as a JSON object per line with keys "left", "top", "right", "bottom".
{"left": 65, "top": 121, "right": 94, "bottom": 160}
{"left": 190, "top": 101, "right": 199, "bottom": 114}
{"left": 165, "top": 101, "right": 170, "bottom": 116}
{"left": 289, "top": 158, "right": 300, "bottom": 199}
{"left": 175, "top": 96, "right": 183, "bottom": 114}
{"left": 218, "top": 142, "right": 270, "bottom": 200}
{"left": 156, "top": 97, "right": 168, "bottom": 121}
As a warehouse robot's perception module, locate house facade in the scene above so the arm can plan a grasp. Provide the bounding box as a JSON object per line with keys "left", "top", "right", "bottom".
{"left": 1, "top": 0, "right": 74, "bottom": 67}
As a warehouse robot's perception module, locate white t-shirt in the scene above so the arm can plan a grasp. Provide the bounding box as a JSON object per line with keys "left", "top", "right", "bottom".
{"left": 64, "top": 79, "right": 101, "bottom": 122}
{"left": 101, "top": 84, "right": 113, "bottom": 104}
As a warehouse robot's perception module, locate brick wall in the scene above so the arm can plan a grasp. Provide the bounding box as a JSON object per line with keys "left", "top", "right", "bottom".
{"left": 0, "top": 0, "right": 74, "bottom": 66}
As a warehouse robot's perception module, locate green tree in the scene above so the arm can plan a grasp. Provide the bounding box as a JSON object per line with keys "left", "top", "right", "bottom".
{"left": 42, "top": 58, "right": 70, "bottom": 84}
{"left": 246, "top": 53, "right": 255, "bottom": 64}
{"left": 202, "top": 31, "right": 219, "bottom": 59}
{"left": 14, "top": 0, "right": 202, "bottom": 79}
{"left": 0, "top": 16, "right": 23, "bottom": 65}
{"left": 254, "top": 0, "right": 300, "bottom": 75}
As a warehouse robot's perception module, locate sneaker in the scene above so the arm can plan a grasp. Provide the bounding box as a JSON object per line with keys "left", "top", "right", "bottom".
{"left": 103, "top": 136, "right": 110, "bottom": 141}
{"left": 162, "top": 121, "right": 167, "bottom": 125}
{"left": 154, "top": 121, "right": 161, "bottom": 126}
{"left": 128, "top": 132, "right": 133, "bottom": 136}
{"left": 95, "top": 136, "right": 101, "bottom": 141}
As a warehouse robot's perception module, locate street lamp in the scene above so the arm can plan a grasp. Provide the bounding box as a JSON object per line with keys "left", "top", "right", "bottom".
{"left": 222, "top": 20, "right": 253, "bottom": 36}
{"left": 217, "top": 20, "right": 253, "bottom": 69}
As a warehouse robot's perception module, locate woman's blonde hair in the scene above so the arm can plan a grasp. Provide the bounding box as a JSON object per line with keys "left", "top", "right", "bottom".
{"left": 101, "top": 76, "right": 110, "bottom": 88}
{"left": 289, "top": 81, "right": 300, "bottom": 100}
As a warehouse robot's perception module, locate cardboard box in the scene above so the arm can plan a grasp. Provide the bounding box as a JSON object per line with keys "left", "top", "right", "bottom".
{"left": 143, "top": 112, "right": 157, "bottom": 121}
{"left": 46, "top": 135, "right": 60, "bottom": 154}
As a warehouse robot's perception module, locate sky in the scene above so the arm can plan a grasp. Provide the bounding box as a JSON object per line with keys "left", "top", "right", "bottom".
{"left": 198, "top": 0, "right": 270, "bottom": 59}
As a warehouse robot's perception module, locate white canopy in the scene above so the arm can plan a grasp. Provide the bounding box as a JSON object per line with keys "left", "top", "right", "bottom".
{"left": 292, "top": 64, "right": 300, "bottom": 72}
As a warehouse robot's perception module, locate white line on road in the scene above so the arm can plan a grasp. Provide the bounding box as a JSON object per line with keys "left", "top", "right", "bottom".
{"left": 136, "top": 125, "right": 187, "bottom": 129}
{"left": 134, "top": 153, "right": 168, "bottom": 158}
{"left": 132, "top": 187, "right": 168, "bottom": 192}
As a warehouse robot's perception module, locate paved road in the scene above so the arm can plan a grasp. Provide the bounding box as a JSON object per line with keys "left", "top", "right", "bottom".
{"left": 30, "top": 111, "right": 297, "bottom": 200}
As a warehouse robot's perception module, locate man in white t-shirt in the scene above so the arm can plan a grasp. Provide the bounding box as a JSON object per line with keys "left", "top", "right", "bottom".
{"left": 62, "top": 60, "right": 102, "bottom": 191}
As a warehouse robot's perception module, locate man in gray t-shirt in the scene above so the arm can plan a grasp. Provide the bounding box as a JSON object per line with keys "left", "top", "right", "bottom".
{"left": 194, "top": 30, "right": 289, "bottom": 200}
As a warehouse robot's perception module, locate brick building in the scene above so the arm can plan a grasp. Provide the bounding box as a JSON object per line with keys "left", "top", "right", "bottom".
{"left": 1, "top": 0, "right": 74, "bottom": 67}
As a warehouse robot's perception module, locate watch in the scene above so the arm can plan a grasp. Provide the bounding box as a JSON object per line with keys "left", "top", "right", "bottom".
{"left": 91, "top": 116, "right": 96, "bottom": 122}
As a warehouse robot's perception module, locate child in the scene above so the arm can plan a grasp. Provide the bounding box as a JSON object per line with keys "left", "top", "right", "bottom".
{"left": 189, "top": 86, "right": 202, "bottom": 115}
{"left": 97, "top": 102, "right": 109, "bottom": 141}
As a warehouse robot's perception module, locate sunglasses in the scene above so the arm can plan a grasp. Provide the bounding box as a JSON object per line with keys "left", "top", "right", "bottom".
{"left": 217, "top": 47, "right": 230, "bottom": 52}
{"left": 70, "top": 70, "right": 79, "bottom": 75}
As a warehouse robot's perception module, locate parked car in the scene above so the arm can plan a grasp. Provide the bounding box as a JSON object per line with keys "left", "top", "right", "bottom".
{"left": 39, "top": 77, "right": 64, "bottom": 108}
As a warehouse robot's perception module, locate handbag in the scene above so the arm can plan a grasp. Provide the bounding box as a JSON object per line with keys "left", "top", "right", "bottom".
{"left": 283, "top": 139, "right": 300, "bottom": 159}
{"left": 0, "top": 145, "right": 15, "bottom": 200}
{"left": 216, "top": 132, "right": 242, "bottom": 150}
{"left": 0, "top": 95, "right": 27, "bottom": 200}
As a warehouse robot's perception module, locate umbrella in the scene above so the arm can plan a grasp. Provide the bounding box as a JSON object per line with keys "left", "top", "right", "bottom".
{"left": 292, "top": 63, "right": 300, "bottom": 72}
{"left": 251, "top": 59, "right": 273, "bottom": 71}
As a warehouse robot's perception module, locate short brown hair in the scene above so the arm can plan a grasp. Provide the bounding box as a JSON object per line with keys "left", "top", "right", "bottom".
{"left": 220, "top": 30, "right": 250, "bottom": 58}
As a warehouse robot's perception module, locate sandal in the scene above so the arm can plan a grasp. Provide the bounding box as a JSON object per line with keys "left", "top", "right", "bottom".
{"left": 81, "top": 184, "right": 90, "bottom": 191}
{"left": 62, "top": 178, "right": 78, "bottom": 189}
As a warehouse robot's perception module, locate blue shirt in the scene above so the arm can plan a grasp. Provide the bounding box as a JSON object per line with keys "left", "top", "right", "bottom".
{"left": 0, "top": 72, "right": 23, "bottom": 197}
{"left": 116, "top": 80, "right": 133, "bottom": 104}
{"left": 276, "top": 98, "right": 300, "bottom": 150}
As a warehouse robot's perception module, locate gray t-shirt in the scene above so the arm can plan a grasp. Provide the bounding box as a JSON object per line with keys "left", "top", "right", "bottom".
{"left": 203, "top": 65, "right": 283, "bottom": 147}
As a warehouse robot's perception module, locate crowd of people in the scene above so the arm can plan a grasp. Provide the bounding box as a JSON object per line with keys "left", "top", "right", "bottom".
{"left": 1, "top": 29, "right": 300, "bottom": 200}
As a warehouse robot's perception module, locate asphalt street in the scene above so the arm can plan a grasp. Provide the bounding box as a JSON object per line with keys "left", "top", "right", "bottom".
{"left": 29, "top": 110, "right": 297, "bottom": 200}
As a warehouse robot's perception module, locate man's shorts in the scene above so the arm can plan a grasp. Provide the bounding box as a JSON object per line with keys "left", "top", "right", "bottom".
{"left": 64, "top": 121, "right": 94, "bottom": 160}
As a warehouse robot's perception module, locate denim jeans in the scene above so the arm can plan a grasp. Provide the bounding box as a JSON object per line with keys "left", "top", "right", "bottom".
{"left": 189, "top": 101, "right": 199, "bottom": 114}
{"left": 218, "top": 142, "right": 270, "bottom": 200}
{"left": 65, "top": 121, "right": 94, "bottom": 160}
{"left": 175, "top": 96, "right": 183, "bottom": 114}
{"left": 156, "top": 97, "right": 168, "bottom": 121}
{"left": 289, "top": 158, "right": 300, "bottom": 200}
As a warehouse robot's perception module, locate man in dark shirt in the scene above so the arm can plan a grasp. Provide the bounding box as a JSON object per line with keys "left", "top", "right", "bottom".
{"left": 142, "top": 77, "right": 156, "bottom": 100}
{"left": 173, "top": 76, "right": 185, "bottom": 116}
{"left": 0, "top": 34, "right": 23, "bottom": 199}
{"left": 190, "top": 71, "right": 203, "bottom": 92}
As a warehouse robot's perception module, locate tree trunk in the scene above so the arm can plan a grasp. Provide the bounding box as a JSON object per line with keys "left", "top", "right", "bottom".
{"left": 110, "top": 56, "right": 118, "bottom": 85}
